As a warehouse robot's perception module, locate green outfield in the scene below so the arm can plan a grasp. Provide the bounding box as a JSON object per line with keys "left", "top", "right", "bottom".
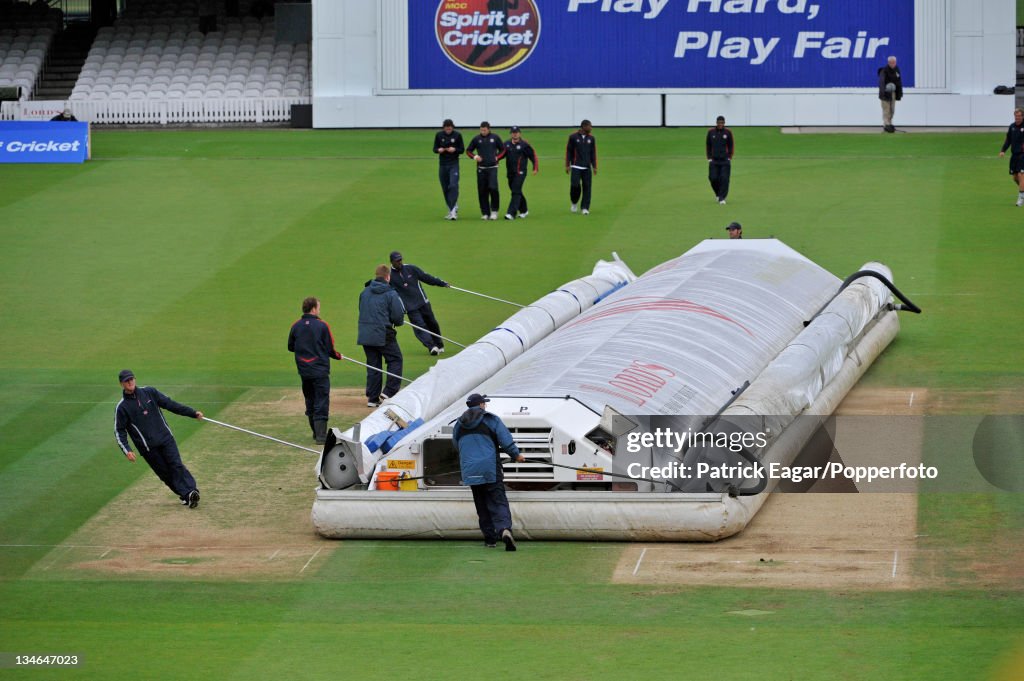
{"left": 0, "top": 127, "right": 1022, "bottom": 680}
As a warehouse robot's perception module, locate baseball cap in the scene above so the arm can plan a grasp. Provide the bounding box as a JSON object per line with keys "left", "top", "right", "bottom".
{"left": 118, "top": 369, "right": 135, "bottom": 382}
{"left": 725, "top": 222, "right": 742, "bottom": 231}
{"left": 466, "top": 393, "right": 490, "bottom": 407}
{"left": 510, "top": 125, "right": 521, "bottom": 133}
{"left": 389, "top": 250, "right": 402, "bottom": 262}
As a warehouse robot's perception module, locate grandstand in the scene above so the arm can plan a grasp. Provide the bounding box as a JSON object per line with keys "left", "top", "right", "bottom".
{"left": 1, "top": 0, "right": 310, "bottom": 124}
{"left": 0, "top": 0, "right": 62, "bottom": 101}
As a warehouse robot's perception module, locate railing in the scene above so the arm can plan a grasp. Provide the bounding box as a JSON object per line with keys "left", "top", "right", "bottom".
{"left": 2, "top": 97, "right": 310, "bottom": 124}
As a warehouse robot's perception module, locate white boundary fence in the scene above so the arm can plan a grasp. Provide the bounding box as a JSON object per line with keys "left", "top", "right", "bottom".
{"left": 1, "top": 97, "right": 309, "bottom": 124}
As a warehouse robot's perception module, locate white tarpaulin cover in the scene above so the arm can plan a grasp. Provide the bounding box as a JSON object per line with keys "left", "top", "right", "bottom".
{"left": 313, "top": 239, "right": 904, "bottom": 540}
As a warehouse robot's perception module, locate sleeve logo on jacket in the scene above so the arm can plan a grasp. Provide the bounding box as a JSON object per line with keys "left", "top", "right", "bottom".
{"left": 435, "top": 0, "right": 541, "bottom": 75}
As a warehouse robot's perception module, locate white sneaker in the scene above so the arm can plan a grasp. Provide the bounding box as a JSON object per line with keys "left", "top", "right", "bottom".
{"left": 1017, "top": 195, "right": 1023, "bottom": 207}
{"left": 429, "top": 346, "right": 440, "bottom": 355}
{"left": 719, "top": 199, "right": 726, "bottom": 205}
{"left": 504, "top": 214, "right": 514, "bottom": 220}
{"left": 438, "top": 347, "right": 445, "bottom": 354}
{"left": 518, "top": 211, "right": 528, "bottom": 219}
{"left": 581, "top": 209, "right": 589, "bottom": 215}
{"left": 444, "top": 211, "right": 454, "bottom": 220}
{"left": 570, "top": 203, "right": 578, "bottom": 213}
{"left": 489, "top": 211, "right": 498, "bottom": 220}
{"left": 481, "top": 214, "right": 489, "bottom": 220}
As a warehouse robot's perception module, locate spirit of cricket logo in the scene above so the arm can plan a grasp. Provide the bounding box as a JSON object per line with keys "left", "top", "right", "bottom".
{"left": 434, "top": 0, "right": 541, "bottom": 74}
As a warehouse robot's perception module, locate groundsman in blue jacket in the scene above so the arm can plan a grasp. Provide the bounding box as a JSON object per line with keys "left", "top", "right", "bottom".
{"left": 452, "top": 393, "right": 525, "bottom": 551}
{"left": 358, "top": 264, "right": 405, "bottom": 407}
{"left": 114, "top": 369, "right": 204, "bottom": 508}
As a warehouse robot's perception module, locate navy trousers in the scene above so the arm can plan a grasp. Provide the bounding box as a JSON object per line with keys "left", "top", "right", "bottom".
{"left": 506, "top": 172, "right": 528, "bottom": 216}
{"left": 408, "top": 303, "right": 444, "bottom": 351}
{"left": 363, "top": 329, "right": 403, "bottom": 400}
{"left": 471, "top": 481, "right": 512, "bottom": 544}
{"left": 569, "top": 167, "right": 592, "bottom": 209}
{"left": 140, "top": 440, "right": 197, "bottom": 500}
{"left": 709, "top": 160, "right": 731, "bottom": 200}
{"left": 476, "top": 166, "right": 499, "bottom": 215}
{"left": 438, "top": 163, "right": 459, "bottom": 211}
{"left": 300, "top": 375, "right": 330, "bottom": 421}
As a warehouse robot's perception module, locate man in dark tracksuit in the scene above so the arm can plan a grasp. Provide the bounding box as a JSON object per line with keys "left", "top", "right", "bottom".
{"left": 389, "top": 250, "right": 450, "bottom": 355}
{"left": 1000, "top": 108, "right": 1024, "bottom": 207}
{"left": 452, "top": 393, "right": 525, "bottom": 551}
{"left": 565, "top": 119, "right": 597, "bottom": 214}
{"left": 503, "top": 125, "right": 538, "bottom": 219}
{"left": 433, "top": 118, "right": 464, "bottom": 220}
{"left": 706, "top": 115, "right": 734, "bottom": 205}
{"left": 287, "top": 296, "right": 342, "bottom": 444}
{"left": 114, "top": 369, "right": 204, "bottom": 508}
{"left": 466, "top": 121, "right": 505, "bottom": 220}
{"left": 358, "top": 264, "right": 405, "bottom": 407}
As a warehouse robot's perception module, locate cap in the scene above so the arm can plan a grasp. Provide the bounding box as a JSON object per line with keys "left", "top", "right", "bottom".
{"left": 389, "top": 250, "right": 402, "bottom": 262}
{"left": 118, "top": 369, "right": 135, "bottom": 382}
{"left": 466, "top": 393, "right": 490, "bottom": 407}
{"left": 510, "top": 125, "right": 521, "bottom": 133}
{"left": 725, "top": 222, "right": 742, "bottom": 231}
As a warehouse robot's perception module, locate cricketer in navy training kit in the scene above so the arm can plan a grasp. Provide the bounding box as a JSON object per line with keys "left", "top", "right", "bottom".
{"left": 433, "top": 118, "right": 464, "bottom": 220}
{"left": 287, "top": 296, "right": 342, "bottom": 445}
{"left": 452, "top": 394, "right": 526, "bottom": 551}
{"left": 999, "top": 108, "right": 1024, "bottom": 207}
{"left": 467, "top": 121, "right": 505, "bottom": 220}
{"left": 389, "top": 250, "right": 451, "bottom": 355}
{"left": 566, "top": 119, "right": 597, "bottom": 214}
{"left": 706, "top": 115, "right": 734, "bottom": 205}
{"left": 114, "top": 369, "right": 204, "bottom": 508}
{"left": 503, "top": 125, "right": 539, "bottom": 220}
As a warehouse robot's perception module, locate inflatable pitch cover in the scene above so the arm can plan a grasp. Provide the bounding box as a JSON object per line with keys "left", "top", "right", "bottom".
{"left": 314, "top": 239, "right": 905, "bottom": 541}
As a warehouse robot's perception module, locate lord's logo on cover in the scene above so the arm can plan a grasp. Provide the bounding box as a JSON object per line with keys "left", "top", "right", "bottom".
{"left": 435, "top": 0, "right": 540, "bottom": 74}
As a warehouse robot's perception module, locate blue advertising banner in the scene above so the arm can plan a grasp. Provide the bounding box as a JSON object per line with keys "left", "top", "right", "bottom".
{"left": 0, "top": 121, "right": 89, "bottom": 164}
{"left": 409, "top": 0, "right": 914, "bottom": 89}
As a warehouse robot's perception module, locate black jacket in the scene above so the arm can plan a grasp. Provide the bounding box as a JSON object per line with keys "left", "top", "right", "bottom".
{"left": 1002, "top": 122, "right": 1024, "bottom": 155}
{"left": 566, "top": 131, "right": 597, "bottom": 170}
{"left": 467, "top": 133, "right": 505, "bottom": 168}
{"left": 503, "top": 138, "right": 538, "bottom": 176}
{"left": 706, "top": 127, "right": 734, "bottom": 162}
{"left": 878, "top": 65, "right": 903, "bottom": 101}
{"left": 389, "top": 264, "right": 447, "bottom": 312}
{"left": 288, "top": 313, "right": 342, "bottom": 378}
{"left": 433, "top": 129, "right": 465, "bottom": 165}
{"left": 115, "top": 386, "right": 197, "bottom": 454}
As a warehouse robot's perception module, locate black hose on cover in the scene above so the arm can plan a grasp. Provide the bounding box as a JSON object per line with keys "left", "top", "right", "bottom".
{"left": 805, "top": 270, "right": 922, "bottom": 327}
